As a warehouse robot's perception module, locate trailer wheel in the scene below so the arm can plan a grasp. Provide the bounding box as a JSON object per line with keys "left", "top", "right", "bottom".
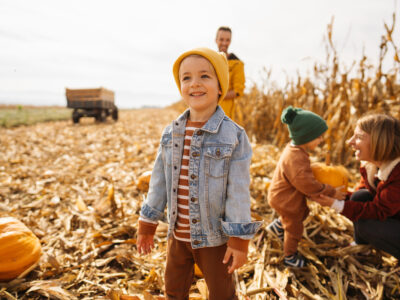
{"left": 72, "top": 110, "right": 80, "bottom": 124}
{"left": 112, "top": 108, "right": 118, "bottom": 121}
{"left": 97, "top": 109, "right": 106, "bottom": 122}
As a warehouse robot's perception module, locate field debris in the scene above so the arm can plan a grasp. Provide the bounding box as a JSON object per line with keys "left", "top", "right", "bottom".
{"left": 1, "top": 13, "right": 400, "bottom": 299}
{"left": 0, "top": 107, "right": 399, "bottom": 299}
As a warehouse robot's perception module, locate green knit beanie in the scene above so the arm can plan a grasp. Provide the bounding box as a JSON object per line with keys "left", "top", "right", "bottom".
{"left": 281, "top": 106, "right": 328, "bottom": 145}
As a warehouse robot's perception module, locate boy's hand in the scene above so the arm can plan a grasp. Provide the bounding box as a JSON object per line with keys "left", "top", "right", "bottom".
{"left": 313, "top": 194, "right": 336, "bottom": 207}
{"left": 223, "top": 246, "right": 247, "bottom": 274}
{"left": 334, "top": 186, "right": 346, "bottom": 200}
{"left": 136, "top": 234, "right": 155, "bottom": 255}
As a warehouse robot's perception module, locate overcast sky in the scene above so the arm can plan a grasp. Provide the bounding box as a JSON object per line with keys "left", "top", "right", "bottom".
{"left": 0, "top": 0, "right": 398, "bottom": 108}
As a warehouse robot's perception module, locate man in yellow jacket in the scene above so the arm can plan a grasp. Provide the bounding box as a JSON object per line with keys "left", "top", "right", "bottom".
{"left": 215, "top": 26, "right": 245, "bottom": 120}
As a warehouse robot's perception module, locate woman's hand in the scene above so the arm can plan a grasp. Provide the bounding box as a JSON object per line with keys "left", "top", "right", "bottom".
{"left": 223, "top": 246, "right": 247, "bottom": 274}
{"left": 137, "top": 234, "right": 155, "bottom": 255}
{"left": 334, "top": 186, "right": 346, "bottom": 200}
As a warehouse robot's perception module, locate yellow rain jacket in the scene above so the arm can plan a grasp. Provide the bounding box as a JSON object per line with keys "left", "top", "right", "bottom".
{"left": 220, "top": 53, "right": 245, "bottom": 120}
{"left": 228, "top": 53, "right": 245, "bottom": 97}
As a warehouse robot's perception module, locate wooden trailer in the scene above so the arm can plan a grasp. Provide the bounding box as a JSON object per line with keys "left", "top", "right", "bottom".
{"left": 66, "top": 87, "right": 118, "bottom": 123}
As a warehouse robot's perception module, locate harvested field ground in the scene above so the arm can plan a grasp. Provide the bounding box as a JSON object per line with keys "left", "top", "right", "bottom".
{"left": 0, "top": 108, "right": 399, "bottom": 300}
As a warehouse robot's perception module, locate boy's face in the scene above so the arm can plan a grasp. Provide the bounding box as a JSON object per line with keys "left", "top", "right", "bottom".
{"left": 303, "top": 135, "right": 324, "bottom": 151}
{"left": 215, "top": 30, "right": 231, "bottom": 54}
{"left": 179, "top": 56, "right": 220, "bottom": 115}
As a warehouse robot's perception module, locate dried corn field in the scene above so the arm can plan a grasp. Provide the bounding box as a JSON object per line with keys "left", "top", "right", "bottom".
{"left": 0, "top": 106, "right": 399, "bottom": 300}
{"left": 234, "top": 15, "right": 400, "bottom": 168}
{"left": 1, "top": 15, "right": 400, "bottom": 300}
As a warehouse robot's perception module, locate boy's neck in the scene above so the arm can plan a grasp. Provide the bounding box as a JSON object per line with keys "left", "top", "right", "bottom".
{"left": 295, "top": 143, "right": 311, "bottom": 153}
{"left": 188, "top": 106, "right": 217, "bottom": 122}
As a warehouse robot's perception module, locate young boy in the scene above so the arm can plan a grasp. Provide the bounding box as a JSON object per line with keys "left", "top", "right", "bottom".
{"left": 267, "top": 106, "right": 345, "bottom": 268}
{"left": 137, "top": 47, "right": 262, "bottom": 299}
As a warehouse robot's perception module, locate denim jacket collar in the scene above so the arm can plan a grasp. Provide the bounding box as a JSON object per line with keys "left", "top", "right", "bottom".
{"left": 175, "top": 105, "right": 225, "bottom": 134}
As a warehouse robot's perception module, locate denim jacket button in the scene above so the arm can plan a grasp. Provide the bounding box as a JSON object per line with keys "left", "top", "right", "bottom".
{"left": 174, "top": 166, "right": 177, "bottom": 170}
{"left": 216, "top": 149, "right": 221, "bottom": 156}
{"left": 193, "top": 240, "right": 201, "bottom": 245}
{"left": 190, "top": 197, "right": 197, "bottom": 203}
{"left": 192, "top": 219, "right": 197, "bottom": 224}
{"left": 174, "top": 144, "right": 178, "bottom": 147}
{"left": 192, "top": 152, "right": 200, "bottom": 158}
{"left": 173, "top": 189, "right": 176, "bottom": 192}
{"left": 190, "top": 174, "right": 196, "bottom": 179}
{"left": 197, "top": 131, "right": 203, "bottom": 136}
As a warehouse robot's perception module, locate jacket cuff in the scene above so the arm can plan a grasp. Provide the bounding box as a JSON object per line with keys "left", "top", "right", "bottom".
{"left": 138, "top": 220, "right": 158, "bottom": 235}
{"left": 140, "top": 203, "right": 164, "bottom": 220}
{"left": 228, "top": 237, "right": 249, "bottom": 253}
{"left": 221, "top": 220, "right": 263, "bottom": 239}
{"left": 331, "top": 199, "right": 345, "bottom": 213}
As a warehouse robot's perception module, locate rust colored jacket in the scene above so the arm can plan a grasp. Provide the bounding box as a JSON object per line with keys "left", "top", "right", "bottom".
{"left": 268, "top": 143, "right": 336, "bottom": 218}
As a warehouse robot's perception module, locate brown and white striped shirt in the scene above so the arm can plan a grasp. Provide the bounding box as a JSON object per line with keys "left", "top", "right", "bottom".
{"left": 173, "top": 120, "right": 205, "bottom": 242}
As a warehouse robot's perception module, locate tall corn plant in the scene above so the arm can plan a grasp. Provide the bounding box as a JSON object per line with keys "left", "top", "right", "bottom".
{"left": 235, "top": 13, "right": 400, "bottom": 166}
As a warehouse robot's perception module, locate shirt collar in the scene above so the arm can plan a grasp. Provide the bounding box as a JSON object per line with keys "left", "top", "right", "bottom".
{"left": 175, "top": 105, "right": 225, "bottom": 134}
{"left": 377, "top": 157, "right": 400, "bottom": 181}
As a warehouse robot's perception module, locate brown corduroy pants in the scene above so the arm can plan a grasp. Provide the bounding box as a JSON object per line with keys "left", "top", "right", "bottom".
{"left": 281, "top": 208, "right": 309, "bottom": 256}
{"left": 164, "top": 236, "right": 237, "bottom": 300}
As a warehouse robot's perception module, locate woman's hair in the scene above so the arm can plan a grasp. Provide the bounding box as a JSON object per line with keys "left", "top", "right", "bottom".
{"left": 357, "top": 113, "right": 400, "bottom": 161}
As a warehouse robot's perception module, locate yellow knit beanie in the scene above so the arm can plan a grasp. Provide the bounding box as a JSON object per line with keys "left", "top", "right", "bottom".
{"left": 173, "top": 47, "right": 229, "bottom": 102}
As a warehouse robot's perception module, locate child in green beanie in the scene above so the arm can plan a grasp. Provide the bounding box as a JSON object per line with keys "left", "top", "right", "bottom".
{"left": 267, "top": 106, "right": 346, "bottom": 267}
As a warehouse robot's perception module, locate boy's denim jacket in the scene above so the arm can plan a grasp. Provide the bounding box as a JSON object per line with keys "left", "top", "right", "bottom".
{"left": 140, "top": 106, "right": 262, "bottom": 249}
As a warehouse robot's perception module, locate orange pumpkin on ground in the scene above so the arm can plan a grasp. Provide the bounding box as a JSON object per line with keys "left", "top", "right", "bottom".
{"left": 311, "top": 162, "right": 349, "bottom": 192}
{"left": 137, "top": 170, "right": 152, "bottom": 192}
{"left": 0, "top": 217, "right": 42, "bottom": 281}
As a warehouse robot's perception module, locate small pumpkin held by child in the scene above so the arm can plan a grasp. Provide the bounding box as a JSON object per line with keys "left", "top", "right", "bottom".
{"left": 311, "top": 162, "right": 350, "bottom": 192}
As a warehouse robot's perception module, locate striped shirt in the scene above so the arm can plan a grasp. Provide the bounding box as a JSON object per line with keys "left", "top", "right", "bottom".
{"left": 174, "top": 120, "right": 205, "bottom": 242}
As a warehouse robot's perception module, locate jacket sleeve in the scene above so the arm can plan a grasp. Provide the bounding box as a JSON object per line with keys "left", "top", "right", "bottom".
{"left": 231, "top": 61, "right": 245, "bottom": 97}
{"left": 139, "top": 143, "right": 168, "bottom": 223}
{"left": 286, "top": 155, "right": 336, "bottom": 198}
{"left": 342, "top": 181, "right": 400, "bottom": 221}
{"left": 221, "top": 130, "right": 262, "bottom": 240}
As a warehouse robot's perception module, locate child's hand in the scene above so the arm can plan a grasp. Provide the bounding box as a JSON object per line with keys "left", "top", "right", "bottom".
{"left": 313, "top": 194, "right": 336, "bottom": 207}
{"left": 334, "top": 186, "right": 346, "bottom": 200}
{"left": 223, "top": 246, "right": 247, "bottom": 274}
{"left": 136, "top": 234, "right": 154, "bottom": 255}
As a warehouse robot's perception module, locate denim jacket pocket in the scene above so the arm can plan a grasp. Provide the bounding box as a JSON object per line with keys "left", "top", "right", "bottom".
{"left": 204, "top": 145, "right": 233, "bottom": 178}
{"left": 203, "top": 144, "right": 234, "bottom": 232}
